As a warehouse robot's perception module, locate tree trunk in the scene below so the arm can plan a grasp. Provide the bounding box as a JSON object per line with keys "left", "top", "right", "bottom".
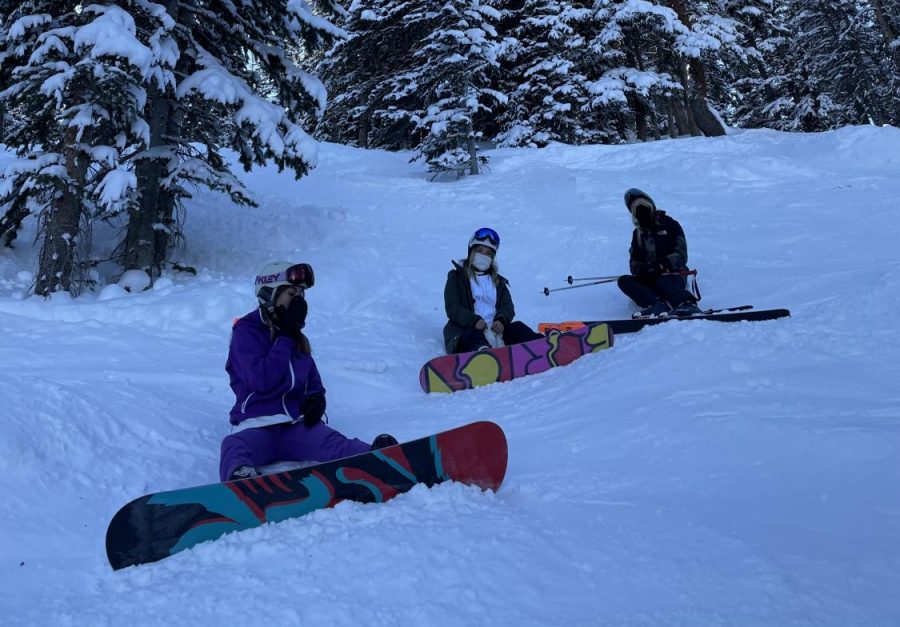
{"left": 666, "top": 103, "right": 678, "bottom": 138}
{"left": 35, "top": 128, "right": 88, "bottom": 295}
{"left": 127, "top": 0, "right": 180, "bottom": 277}
{"left": 126, "top": 85, "right": 169, "bottom": 274}
{"left": 466, "top": 123, "right": 479, "bottom": 176}
{"left": 650, "top": 107, "right": 662, "bottom": 140}
{"left": 690, "top": 98, "right": 727, "bottom": 136}
{"left": 625, "top": 32, "right": 650, "bottom": 141}
{"left": 675, "top": 58, "right": 702, "bottom": 136}
{"left": 153, "top": 38, "right": 187, "bottom": 270}
{"left": 358, "top": 91, "right": 371, "bottom": 148}
{"left": 628, "top": 93, "right": 649, "bottom": 141}
{"left": 661, "top": 45, "right": 700, "bottom": 136}
{"left": 669, "top": 98, "right": 692, "bottom": 137}
{"left": 871, "top": 0, "right": 900, "bottom": 71}
{"left": 665, "top": 0, "right": 727, "bottom": 137}
{"left": 153, "top": 87, "right": 182, "bottom": 271}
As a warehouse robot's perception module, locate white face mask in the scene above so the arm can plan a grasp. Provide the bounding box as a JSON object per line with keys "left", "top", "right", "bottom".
{"left": 471, "top": 252, "right": 493, "bottom": 272}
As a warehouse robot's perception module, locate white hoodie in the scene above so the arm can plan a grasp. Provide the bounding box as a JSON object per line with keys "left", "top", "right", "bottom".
{"left": 470, "top": 273, "right": 504, "bottom": 348}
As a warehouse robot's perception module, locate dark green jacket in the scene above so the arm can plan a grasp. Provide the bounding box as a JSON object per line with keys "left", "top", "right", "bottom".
{"left": 443, "top": 260, "right": 515, "bottom": 354}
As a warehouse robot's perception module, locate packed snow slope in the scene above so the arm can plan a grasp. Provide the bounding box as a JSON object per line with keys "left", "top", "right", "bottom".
{"left": 1, "top": 126, "right": 899, "bottom": 626}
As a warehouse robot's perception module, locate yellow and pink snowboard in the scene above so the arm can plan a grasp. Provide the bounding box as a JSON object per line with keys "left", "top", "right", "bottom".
{"left": 419, "top": 322, "right": 613, "bottom": 393}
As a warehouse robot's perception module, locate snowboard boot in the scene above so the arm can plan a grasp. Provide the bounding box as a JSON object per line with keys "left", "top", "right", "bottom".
{"left": 672, "top": 299, "right": 702, "bottom": 316}
{"left": 635, "top": 300, "right": 672, "bottom": 318}
{"left": 228, "top": 465, "right": 260, "bottom": 481}
{"left": 371, "top": 434, "right": 399, "bottom": 450}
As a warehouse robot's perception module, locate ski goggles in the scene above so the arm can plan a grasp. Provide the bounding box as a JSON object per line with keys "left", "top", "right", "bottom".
{"left": 471, "top": 227, "right": 500, "bottom": 248}
{"left": 282, "top": 263, "right": 314, "bottom": 289}
{"left": 256, "top": 263, "right": 315, "bottom": 290}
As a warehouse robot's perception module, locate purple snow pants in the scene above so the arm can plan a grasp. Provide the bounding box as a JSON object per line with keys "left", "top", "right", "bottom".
{"left": 219, "top": 421, "right": 371, "bottom": 482}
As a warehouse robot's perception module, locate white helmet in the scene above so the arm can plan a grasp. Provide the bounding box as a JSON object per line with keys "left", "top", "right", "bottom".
{"left": 467, "top": 227, "right": 500, "bottom": 253}
{"left": 254, "top": 261, "right": 314, "bottom": 312}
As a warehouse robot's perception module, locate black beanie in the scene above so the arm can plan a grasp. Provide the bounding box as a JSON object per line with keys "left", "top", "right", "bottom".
{"left": 624, "top": 188, "right": 656, "bottom": 211}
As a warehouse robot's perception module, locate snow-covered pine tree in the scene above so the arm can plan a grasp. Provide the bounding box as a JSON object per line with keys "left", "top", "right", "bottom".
{"left": 318, "top": 0, "right": 426, "bottom": 149}
{"left": 400, "top": 0, "right": 507, "bottom": 177}
{"left": 721, "top": 0, "right": 774, "bottom": 76}
{"left": 0, "top": 6, "right": 7, "bottom": 147}
{"left": 868, "top": 0, "right": 900, "bottom": 123}
{"left": 870, "top": 0, "right": 900, "bottom": 74}
{"left": 496, "top": 0, "right": 595, "bottom": 147}
{"left": 0, "top": 3, "right": 169, "bottom": 294}
{"left": 1, "top": 1, "right": 344, "bottom": 293}
{"left": 758, "top": 0, "right": 890, "bottom": 130}
{"left": 720, "top": 0, "right": 786, "bottom": 129}
{"left": 662, "top": 0, "right": 744, "bottom": 136}
{"left": 588, "top": 1, "right": 693, "bottom": 141}
{"left": 747, "top": 2, "right": 828, "bottom": 131}
{"left": 122, "top": 0, "right": 346, "bottom": 274}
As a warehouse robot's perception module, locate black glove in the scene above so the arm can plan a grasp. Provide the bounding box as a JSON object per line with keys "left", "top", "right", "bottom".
{"left": 639, "top": 261, "right": 661, "bottom": 280}
{"left": 275, "top": 297, "right": 308, "bottom": 338}
{"left": 300, "top": 392, "right": 325, "bottom": 427}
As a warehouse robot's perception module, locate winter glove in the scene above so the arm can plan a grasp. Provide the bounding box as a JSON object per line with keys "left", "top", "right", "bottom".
{"left": 491, "top": 320, "right": 505, "bottom": 335}
{"left": 639, "top": 262, "right": 661, "bottom": 280}
{"left": 300, "top": 392, "right": 326, "bottom": 427}
{"left": 275, "top": 297, "right": 308, "bottom": 338}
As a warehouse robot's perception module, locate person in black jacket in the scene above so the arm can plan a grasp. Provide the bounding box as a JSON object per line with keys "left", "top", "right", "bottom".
{"left": 617, "top": 189, "right": 701, "bottom": 317}
{"left": 443, "top": 227, "right": 544, "bottom": 354}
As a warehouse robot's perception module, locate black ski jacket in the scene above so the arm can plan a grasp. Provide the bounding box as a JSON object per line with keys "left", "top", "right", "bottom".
{"left": 629, "top": 211, "right": 689, "bottom": 277}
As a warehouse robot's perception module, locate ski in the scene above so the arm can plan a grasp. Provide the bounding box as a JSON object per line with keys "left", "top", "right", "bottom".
{"left": 538, "top": 307, "right": 790, "bottom": 335}
{"left": 692, "top": 304, "right": 754, "bottom": 315}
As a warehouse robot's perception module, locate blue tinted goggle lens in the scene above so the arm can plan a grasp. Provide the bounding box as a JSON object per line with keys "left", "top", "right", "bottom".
{"left": 473, "top": 228, "right": 499, "bottom": 246}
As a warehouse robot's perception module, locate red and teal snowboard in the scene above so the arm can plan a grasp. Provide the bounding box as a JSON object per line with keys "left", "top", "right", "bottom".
{"left": 106, "top": 421, "right": 507, "bottom": 570}
{"left": 419, "top": 322, "right": 613, "bottom": 394}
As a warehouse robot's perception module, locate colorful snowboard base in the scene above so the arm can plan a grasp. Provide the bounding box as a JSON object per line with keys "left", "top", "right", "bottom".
{"left": 419, "top": 322, "right": 613, "bottom": 394}
{"left": 106, "top": 421, "right": 507, "bottom": 570}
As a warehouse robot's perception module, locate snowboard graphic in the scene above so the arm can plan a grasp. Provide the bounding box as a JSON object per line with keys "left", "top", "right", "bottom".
{"left": 419, "top": 322, "right": 613, "bottom": 394}
{"left": 537, "top": 308, "right": 791, "bottom": 335}
{"left": 106, "top": 421, "right": 507, "bottom": 570}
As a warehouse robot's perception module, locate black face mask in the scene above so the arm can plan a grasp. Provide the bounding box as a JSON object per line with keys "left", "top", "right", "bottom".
{"left": 275, "top": 296, "right": 308, "bottom": 331}
{"left": 633, "top": 204, "right": 654, "bottom": 229}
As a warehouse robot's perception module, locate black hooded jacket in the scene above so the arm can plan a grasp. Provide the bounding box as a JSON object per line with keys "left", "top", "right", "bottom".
{"left": 629, "top": 210, "right": 689, "bottom": 277}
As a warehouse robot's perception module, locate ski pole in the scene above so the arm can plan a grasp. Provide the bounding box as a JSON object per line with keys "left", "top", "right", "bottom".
{"left": 567, "top": 269, "right": 697, "bottom": 284}
{"left": 545, "top": 269, "right": 699, "bottom": 297}
{"left": 566, "top": 275, "right": 621, "bottom": 285}
{"left": 543, "top": 278, "right": 618, "bottom": 296}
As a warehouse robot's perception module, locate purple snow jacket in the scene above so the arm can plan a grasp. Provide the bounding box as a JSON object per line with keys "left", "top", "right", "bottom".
{"left": 226, "top": 309, "right": 325, "bottom": 426}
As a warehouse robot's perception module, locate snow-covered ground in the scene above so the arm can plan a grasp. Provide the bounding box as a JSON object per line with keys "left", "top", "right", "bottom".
{"left": 2, "top": 126, "right": 899, "bottom": 625}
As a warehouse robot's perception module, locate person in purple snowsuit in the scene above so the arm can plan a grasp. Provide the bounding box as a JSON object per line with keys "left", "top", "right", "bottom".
{"left": 219, "top": 261, "right": 397, "bottom": 482}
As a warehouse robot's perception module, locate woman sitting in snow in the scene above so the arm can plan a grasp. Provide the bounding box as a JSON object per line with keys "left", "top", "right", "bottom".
{"left": 219, "top": 261, "right": 397, "bottom": 482}
{"left": 442, "top": 228, "right": 544, "bottom": 354}
{"left": 617, "top": 188, "right": 701, "bottom": 317}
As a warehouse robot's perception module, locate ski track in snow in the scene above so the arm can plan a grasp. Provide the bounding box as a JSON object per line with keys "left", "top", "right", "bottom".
{"left": 1, "top": 126, "right": 900, "bottom": 625}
